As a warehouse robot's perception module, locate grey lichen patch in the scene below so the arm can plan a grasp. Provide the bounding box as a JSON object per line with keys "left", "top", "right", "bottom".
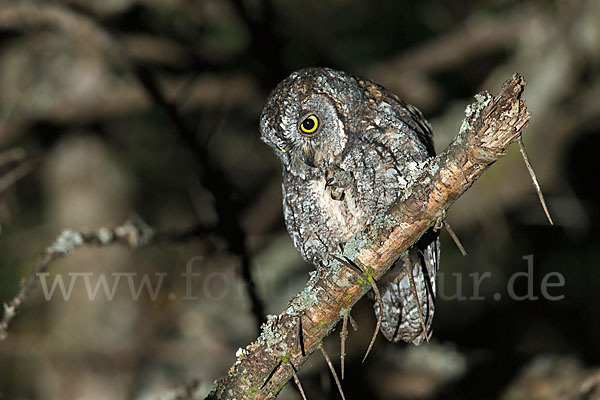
{"left": 291, "top": 271, "right": 320, "bottom": 311}
{"left": 341, "top": 235, "right": 369, "bottom": 260}
{"left": 264, "top": 336, "right": 282, "bottom": 354}
{"left": 460, "top": 91, "right": 493, "bottom": 138}
{"left": 336, "top": 272, "right": 353, "bottom": 288}
{"left": 255, "top": 314, "right": 284, "bottom": 353}
{"left": 468, "top": 91, "right": 492, "bottom": 117}
{"left": 50, "top": 230, "right": 84, "bottom": 255}
{"left": 96, "top": 227, "right": 114, "bottom": 244}
{"left": 339, "top": 307, "right": 352, "bottom": 316}
{"left": 2, "top": 303, "right": 15, "bottom": 320}
{"left": 369, "top": 210, "right": 400, "bottom": 237}
{"left": 426, "top": 158, "right": 440, "bottom": 175}
{"left": 277, "top": 342, "right": 288, "bottom": 357}
{"left": 235, "top": 347, "right": 249, "bottom": 363}
{"left": 474, "top": 92, "right": 488, "bottom": 103}
{"left": 115, "top": 219, "right": 155, "bottom": 247}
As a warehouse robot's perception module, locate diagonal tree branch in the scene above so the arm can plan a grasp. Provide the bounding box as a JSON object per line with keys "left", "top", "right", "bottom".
{"left": 207, "top": 73, "right": 531, "bottom": 400}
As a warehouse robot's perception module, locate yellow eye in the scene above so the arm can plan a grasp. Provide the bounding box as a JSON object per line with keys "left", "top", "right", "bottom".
{"left": 299, "top": 114, "right": 319, "bottom": 134}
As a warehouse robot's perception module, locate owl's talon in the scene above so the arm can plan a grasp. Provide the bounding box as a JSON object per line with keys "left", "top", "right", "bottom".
{"left": 325, "top": 170, "right": 352, "bottom": 188}
{"left": 433, "top": 210, "right": 446, "bottom": 231}
{"left": 326, "top": 169, "right": 352, "bottom": 201}
{"left": 330, "top": 188, "right": 345, "bottom": 201}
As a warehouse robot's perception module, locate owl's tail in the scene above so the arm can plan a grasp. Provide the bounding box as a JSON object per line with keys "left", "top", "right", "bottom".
{"left": 372, "top": 229, "right": 440, "bottom": 344}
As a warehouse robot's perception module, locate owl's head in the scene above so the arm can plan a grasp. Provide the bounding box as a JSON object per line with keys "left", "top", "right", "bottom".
{"left": 260, "top": 68, "right": 361, "bottom": 173}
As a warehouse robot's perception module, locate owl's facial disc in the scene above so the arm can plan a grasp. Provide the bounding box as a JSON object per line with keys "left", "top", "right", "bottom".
{"left": 260, "top": 68, "right": 357, "bottom": 173}
{"left": 291, "top": 96, "right": 347, "bottom": 170}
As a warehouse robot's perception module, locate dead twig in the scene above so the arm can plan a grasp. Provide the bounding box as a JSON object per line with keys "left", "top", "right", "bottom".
{"left": 518, "top": 137, "right": 554, "bottom": 225}
{"left": 339, "top": 314, "right": 348, "bottom": 380}
{"left": 260, "top": 360, "right": 282, "bottom": 390}
{"left": 0, "top": 148, "right": 26, "bottom": 169}
{"left": 331, "top": 255, "right": 382, "bottom": 363}
{"left": 348, "top": 315, "right": 358, "bottom": 331}
{"left": 298, "top": 316, "right": 306, "bottom": 357}
{"left": 361, "top": 275, "right": 383, "bottom": 363}
{"left": 0, "top": 159, "right": 37, "bottom": 195}
{"left": 319, "top": 346, "right": 346, "bottom": 400}
{"left": 443, "top": 221, "right": 467, "bottom": 256}
{"left": 290, "top": 363, "right": 308, "bottom": 400}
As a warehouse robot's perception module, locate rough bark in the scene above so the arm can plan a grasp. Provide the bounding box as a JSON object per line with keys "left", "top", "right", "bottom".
{"left": 207, "top": 74, "right": 530, "bottom": 400}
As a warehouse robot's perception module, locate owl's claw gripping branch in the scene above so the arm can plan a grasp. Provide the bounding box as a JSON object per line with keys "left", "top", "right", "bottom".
{"left": 206, "top": 74, "right": 530, "bottom": 400}
{"left": 325, "top": 168, "right": 352, "bottom": 201}
{"left": 330, "top": 254, "right": 383, "bottom": 363}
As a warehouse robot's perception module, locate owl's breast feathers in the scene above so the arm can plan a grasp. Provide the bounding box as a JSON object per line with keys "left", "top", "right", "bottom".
{"left": 282, "top": 170, "right": 367, "bottom": 265}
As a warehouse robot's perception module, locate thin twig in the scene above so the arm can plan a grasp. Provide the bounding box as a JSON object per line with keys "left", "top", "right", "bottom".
{"left": 0, "top": 148, "right": 26, "bottom": 169}
{"left": 348, "top": 315, "right": 358, "bottom": 331}
{"left": 340, "top": 314, "right": 348, "bottom": 380}
{"left": 132, "top": 50, "right": 267, "bottom": 333}
{"left": 0, "top": 159, "right": 37, "bottom": 195}
{"left": 290, "top": 363, "right": 308, "bottom": 400}
{"left": 518, "top": 137, "right": 554, "bottom": 225}
{"left": 0, "top": 94, "right": 20, "bottom": 136}
{"left": 332, "top": 254, "right": 382, "bottom": 363}
{"left": 362, "top": 278, "right": 383, "bottom": 363}
{"left": 443, "top": 221, "right": 467, "bottom": 256}
{"left": 319, "top": 346, "right": 346, "bottom": 400}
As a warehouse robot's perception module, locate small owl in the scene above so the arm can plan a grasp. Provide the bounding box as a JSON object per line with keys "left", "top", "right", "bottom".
{"left": 260, "top": 67, "right": 439, "bottom": 344}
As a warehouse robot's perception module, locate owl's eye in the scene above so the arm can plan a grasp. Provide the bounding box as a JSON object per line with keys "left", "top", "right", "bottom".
{"left": 299, "top": 114, "right": 320, "bottom": 135}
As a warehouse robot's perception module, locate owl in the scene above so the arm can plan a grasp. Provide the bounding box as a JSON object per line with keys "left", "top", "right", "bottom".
{"left": 260, "top": 67, "right": 439, "bottom": 344}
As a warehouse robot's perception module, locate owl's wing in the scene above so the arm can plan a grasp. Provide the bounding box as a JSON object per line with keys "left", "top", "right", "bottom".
{"left": 373, "top": 228, "right": 440, "bottom": 344}
{"left": 354, "top": 76, "right": 440, "bottom": 343}
{"left": 399, "top": 101, "right": 435, "bottom": 157}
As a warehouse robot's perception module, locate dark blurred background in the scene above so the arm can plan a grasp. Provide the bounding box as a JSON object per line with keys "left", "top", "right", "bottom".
{"left": 1, "top": 0, "right": 599, "bottom": 399}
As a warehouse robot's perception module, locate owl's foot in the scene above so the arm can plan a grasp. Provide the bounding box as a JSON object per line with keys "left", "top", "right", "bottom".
{"left": 325, "top": 169, "right": 352, "bottom": 201}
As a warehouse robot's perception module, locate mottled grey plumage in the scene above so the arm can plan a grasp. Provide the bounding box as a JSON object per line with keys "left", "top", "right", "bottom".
{"left": 260, "top": 67, "right": 439, "bottom": 344}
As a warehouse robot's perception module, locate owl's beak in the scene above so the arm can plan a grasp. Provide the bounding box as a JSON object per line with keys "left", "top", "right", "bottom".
{"left": 300, "top": 154, "right": 316, "bottom": 168}
{"left": 299, "top": 145, "right": 317, "bottom": 168}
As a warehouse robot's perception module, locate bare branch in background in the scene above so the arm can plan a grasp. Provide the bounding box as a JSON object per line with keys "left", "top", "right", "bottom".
{"left": 0, "top": 218, "right": 210, "bottom": 340}
{"left": 0, "top": 148, "right": 27, "bottom": 169}
{"left": 0, "top": 159, "right": 38, "bottom": 196}
{"left": 366, "top": 9, "right": 527, "bottom": 109}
